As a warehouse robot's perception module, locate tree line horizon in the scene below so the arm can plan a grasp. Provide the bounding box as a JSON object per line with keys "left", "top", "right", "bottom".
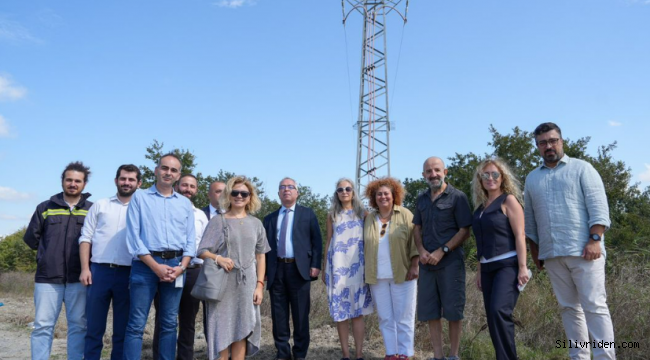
{"left": 2, "top": 125, "right": 649, "bottom": 271}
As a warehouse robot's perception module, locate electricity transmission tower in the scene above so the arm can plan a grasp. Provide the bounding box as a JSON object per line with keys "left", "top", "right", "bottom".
{"left": 342, "top": 0, "right": 409, "bottom": 194}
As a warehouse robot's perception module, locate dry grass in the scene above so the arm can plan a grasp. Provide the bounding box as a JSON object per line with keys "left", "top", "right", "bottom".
{"left": 1, "top": 258, "right": 648, "bottom": 359}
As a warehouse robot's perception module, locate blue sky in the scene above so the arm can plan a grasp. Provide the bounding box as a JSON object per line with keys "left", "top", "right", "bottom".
{"left": 1, "top": 0, "right": 649, "bottom": 236}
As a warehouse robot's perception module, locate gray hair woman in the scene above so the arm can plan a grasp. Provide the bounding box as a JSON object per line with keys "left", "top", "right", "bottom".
{"left": 323, "top": 178, "right": 373, "bottom": 360}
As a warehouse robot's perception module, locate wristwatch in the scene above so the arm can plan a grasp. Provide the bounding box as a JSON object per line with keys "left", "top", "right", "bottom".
{"left": 442, "top": 245, "right": 450, "bottom": 254}
{"left": 589, "top": 234, "right": 601, "bottom": 241}
{"left": 180, "top": 265, "right": 187, "bottom": 273}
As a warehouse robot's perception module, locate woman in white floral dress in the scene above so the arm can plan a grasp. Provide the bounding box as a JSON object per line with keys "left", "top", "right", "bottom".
{"left": 323, "top": 178, "right": 373, "bottom": 360}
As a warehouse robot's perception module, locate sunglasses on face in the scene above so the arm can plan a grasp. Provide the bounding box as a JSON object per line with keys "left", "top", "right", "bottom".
{"left": 536, "top": 138, "right": 561, "bottom": 148}
{"left": 231, "top": 190, "right": 250, "bottom": 198}
{"left": 480, "top": 172, "right": 501, "bottom": 180}
{"left": 279, "top": 185, "right": 296, "bottom": 190}
{"left": 336, "top": 186, "right": 353, "bottom": 193}
{"left": 380, "top": 223, "right": 388, "bottom": 237}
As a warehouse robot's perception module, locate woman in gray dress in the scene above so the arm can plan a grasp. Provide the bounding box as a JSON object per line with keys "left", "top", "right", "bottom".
{"left": 198, "top": 176, "right": 271, "bottom": 360}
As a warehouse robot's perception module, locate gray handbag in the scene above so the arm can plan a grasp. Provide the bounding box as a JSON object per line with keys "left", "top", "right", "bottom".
{"left": 191, "top": 214, "right": 230, "bottom": 302}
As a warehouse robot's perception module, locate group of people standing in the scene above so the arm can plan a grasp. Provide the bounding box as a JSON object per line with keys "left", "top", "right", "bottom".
{"left": 320, "top": 122, "right": 616, "bottom": 360}
{"left": 23, "top": 121, "right": 616, "bottom": 360}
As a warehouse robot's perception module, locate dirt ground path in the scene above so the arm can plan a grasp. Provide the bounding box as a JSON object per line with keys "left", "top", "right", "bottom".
{"left": 0, "top": 294, "right": 392, "bottom": 360}
{"left": 0, "top": 296, "right": 67, "bottom": 359}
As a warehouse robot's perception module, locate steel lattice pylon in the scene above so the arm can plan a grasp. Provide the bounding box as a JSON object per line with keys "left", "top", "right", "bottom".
{"left": 343, "top": 0, "right": 409, "bottom": 195}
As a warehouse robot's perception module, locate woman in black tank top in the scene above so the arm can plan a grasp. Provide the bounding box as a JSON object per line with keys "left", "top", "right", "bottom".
{"left": 470, "top": 158, "right": 530, "bottom": 360}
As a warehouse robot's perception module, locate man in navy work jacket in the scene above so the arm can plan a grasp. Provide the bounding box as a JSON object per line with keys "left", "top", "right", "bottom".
{"left": 123, "top": 153, "right": 196, "bottom": 360}
{"left": 24, "top": 161, "right": 93, "bottom": 360}
{"left": 264, "top": 177, "right": 322, "bottom": 360}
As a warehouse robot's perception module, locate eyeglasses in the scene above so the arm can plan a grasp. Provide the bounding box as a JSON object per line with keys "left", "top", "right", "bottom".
{"left": 279, "top": 185, "right": 296, "bottom": 190}
{"left": 380, "top": 223, "right": 388, "bottom": 237}
{"left": 536, "top": 138, "right": 561, "bottom": 148}
{"left": 231, "top": 190, "right": 250, "bottom": 198}
{"left": 480, "top": 172, "right": 501, "bottom": 180}
{"left": 336, "top": 186, "right": 353, "bottom": 193}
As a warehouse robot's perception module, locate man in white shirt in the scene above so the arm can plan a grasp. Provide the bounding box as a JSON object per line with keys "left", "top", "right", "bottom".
{"left": 153, "top": 174, "right": 209, "bottom": 360}
{"left": 79, "top": 164, "right": 142, "bottom": 360}
{"left": 202, "top": 181, "right": 226, "bottom": 219}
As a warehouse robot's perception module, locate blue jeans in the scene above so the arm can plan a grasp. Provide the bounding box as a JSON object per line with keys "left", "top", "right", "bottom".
{"left": 84, "top": 263, "right": 131, "bottom": 360}
{"left": 31, "top": 282, "right": 86, "bottom": 360}
{"left": 123, "top": 256, "right": 184, "bottom": 360}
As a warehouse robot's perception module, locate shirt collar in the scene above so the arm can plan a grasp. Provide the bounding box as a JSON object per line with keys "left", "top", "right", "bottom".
{"left": 209, "top": 204, "right": 219, "bottom": 214}
{"left": 541, "top": 154, "right": 570, "bottom": 170}
{"left": 110, "top": 194, "right": 130, "bottom": 206}
{"left": 426, "top": 182, "right": 453, "bottom": 200}
{"left": 146, "top": 185, "right": 179, "bottom": 198}
{"left": 281, "top": 203, "right": 297, "bottom": 213}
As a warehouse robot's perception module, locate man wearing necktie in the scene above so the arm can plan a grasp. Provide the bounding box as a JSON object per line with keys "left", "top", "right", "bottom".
{"left": 202, "top": 181, "right": 226, "bottom": 219}
{"left": 263, "top": 177, "right": 323, "bottom": 360}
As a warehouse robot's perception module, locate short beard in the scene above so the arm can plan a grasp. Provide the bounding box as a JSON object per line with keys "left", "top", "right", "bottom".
{"left": 64, "top": 189, "right": 80, "bottom": 197}
{"left": 118, "top": 188, "right": 137, "bottom": 197}
{"left": 428, "top": 180, "right": 443, "bottom": 191}
{"left": 544, "top": 150, "right": 561, "bottom": 164}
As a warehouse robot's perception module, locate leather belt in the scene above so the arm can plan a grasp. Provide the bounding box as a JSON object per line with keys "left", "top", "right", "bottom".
{"left": 277, "top": 257, "right": 295, "bottom": 263}
{"left": 96, "top": 262, "right": 130, "bottom": 268}
{"left": 151, "top": 250, "right": 183, "bottom": 259}
{"left": 187, "top": 264, "right": 202, "bottom": 269}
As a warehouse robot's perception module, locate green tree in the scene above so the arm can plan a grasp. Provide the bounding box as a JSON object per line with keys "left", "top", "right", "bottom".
{"left": 402, "top": 177, "right": 428, "bottom": 213}
{"left": 296, "top": 184, "right": 330, "bottom": 243}
{"left": 139, "top": 141, "right": 273, "bottom": 210}
{"left": 441, "top": 125, "right": 650, "bottom": 258}
{"left": 0, "top": 228, "right": 36, "bottom": 272}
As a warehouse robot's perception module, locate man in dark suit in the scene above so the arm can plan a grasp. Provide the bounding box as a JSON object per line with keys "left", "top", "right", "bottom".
{"left": 202, "top": 181, "right": 225, "bottom": 219}
{"left": 263, "top": 177, "right": 322, "bottom": 360}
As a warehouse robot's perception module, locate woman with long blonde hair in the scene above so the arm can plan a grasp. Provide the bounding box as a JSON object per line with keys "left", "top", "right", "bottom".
{"left": 470, "top": 158, "right": 529, "bottom": 360}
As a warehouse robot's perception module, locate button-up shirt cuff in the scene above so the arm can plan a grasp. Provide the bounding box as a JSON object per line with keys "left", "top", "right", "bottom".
{"left": 588, "top": 219, "right": 611, "bottom": 231}
{"left": 135, "top": 248, "right": 151, "bottom": 257}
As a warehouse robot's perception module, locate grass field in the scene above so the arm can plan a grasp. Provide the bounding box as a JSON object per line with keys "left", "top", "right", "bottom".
{"left": 1, "top": 255, "right": 647, "bottom": 359}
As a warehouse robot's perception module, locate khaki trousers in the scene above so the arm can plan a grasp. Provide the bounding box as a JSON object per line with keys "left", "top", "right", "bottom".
{"left": 545, "top": 256, "right": 616, "bottom": 360}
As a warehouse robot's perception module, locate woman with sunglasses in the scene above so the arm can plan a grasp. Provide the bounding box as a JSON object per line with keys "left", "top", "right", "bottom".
{"left": 197, "top": 176, "right": 271, "bottom": 360}
{"left": 363, "top": 177, "right": 419, "bottom": 360}
{"left": 471, "top": 158, "right": 529, "bottom": 360}
{"left": 323, "top": 178, "right": 373, "bottom": 360}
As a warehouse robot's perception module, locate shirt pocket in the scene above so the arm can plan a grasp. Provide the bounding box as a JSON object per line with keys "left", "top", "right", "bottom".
{"left": 434, "top": 202, "right": 454, "bottom": 230}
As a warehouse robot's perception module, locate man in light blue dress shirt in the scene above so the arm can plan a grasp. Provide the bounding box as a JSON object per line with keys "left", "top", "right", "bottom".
{"left": 525, "top": 123, "right": 615, "bottom": 360}
{"left": 123, "top": 153, "right": 196, "bottom": 360}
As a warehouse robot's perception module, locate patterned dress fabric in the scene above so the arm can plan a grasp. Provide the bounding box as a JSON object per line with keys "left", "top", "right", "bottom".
{"left": 325, "top": 210, "right": 374, "bottom": 321}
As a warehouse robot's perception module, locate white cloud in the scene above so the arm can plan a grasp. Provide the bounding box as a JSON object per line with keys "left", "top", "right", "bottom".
{"left": 0, "top": 75, "right": 27, "bottom": 101}
{"left": 639, "top": 164, "right": 650, "bottom": 182}
{"left": 214, "top": 0, "right": 256, "bottom": 8}
{"left": 0, "top": 186, "right": 32, "bottom": 202}
{"left": 0, "top": 17, "right": 40, "bottom": 43}
{"left": 608, "top": 120, "right": 622, "bottom": 127}
{"left": 0, "top": 115, "right": 12, "bottom": 137}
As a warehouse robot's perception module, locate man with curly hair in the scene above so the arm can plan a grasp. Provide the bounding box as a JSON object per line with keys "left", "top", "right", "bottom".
{"left": 24, "top": 161, "right": 93, "bottom": 360}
